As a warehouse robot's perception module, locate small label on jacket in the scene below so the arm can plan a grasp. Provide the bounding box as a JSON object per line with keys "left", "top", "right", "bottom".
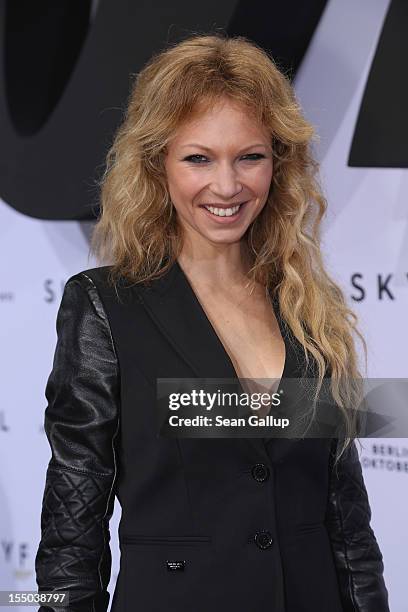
{"left": 166, "top": 560, "right": 185, "bottom": 571}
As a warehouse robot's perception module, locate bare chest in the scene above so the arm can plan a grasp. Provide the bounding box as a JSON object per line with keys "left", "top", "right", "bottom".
{"left": 195, "top": 288, "right": 286, "bottom": 384}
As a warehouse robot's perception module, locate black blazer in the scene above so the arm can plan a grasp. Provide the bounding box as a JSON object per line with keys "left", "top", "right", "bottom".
{"left": 35, "top": 260, "right": 389, "bottom": 612}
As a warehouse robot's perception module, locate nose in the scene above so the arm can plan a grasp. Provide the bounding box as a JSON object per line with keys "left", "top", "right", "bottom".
{"left": 209, "top": 160, "right": 243, "bottom": 200}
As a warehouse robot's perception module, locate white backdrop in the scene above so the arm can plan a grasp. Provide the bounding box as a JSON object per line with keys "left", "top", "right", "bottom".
{"left": 0, "top": 0, "right": 405, "bottom": 609}
{"left": 295, "top": 0, "right": 407, "bottom": 608}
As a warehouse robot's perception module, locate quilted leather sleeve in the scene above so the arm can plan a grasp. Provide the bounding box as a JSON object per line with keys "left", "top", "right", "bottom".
{"left": 35, "top": 272, "right": 120, "bottom": 612}
{"left": 325, "top": 439, "right": 390, "bottom": 611}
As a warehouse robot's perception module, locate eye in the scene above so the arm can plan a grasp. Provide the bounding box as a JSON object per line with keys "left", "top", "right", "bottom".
{"left": 241, "top": 153, "right": 266, "bottom": 161}
{"left": 182, "top": 154, "right": 209, "bottom": 163}
{"left": 182, "top": 153, "right": 266, "bottom": 164}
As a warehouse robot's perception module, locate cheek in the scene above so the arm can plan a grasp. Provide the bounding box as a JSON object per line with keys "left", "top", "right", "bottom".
{"left": 255, "top": 165, "right": 273, "bottom": 193}
{"left": 168, "top": 171, "right": 204, "bottom": 201}
{"left": 242, "top": 164, "right": 273, "bottom": 196}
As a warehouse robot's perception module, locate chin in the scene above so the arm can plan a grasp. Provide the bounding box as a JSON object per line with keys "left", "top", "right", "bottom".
{"left": 199, "top": 229, "right": 247, "bottom": 245}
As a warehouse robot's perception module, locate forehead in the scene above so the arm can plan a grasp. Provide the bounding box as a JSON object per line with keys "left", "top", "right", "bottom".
{"left": 169, "top": 98, "right": 270, "bottom": 147}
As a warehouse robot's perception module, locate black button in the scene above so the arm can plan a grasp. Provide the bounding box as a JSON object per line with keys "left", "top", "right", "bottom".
{"left": 254, "top": 530, "right": 273, "bottom": 550}
{"left": 251, "top": 463, "right": 270, "bottom": 482}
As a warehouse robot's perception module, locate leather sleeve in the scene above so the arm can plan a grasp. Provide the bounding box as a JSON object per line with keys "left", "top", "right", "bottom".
{"left": 325, "top": 438, "right": 390, "bottom": 611}
{"left": 35, "top": 272, "right": 120, "bottom": 612}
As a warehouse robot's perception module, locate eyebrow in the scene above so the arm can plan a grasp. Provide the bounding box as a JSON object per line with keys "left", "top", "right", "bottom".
{"left": 180, "top": 143, "right": 270, "bottom": 152}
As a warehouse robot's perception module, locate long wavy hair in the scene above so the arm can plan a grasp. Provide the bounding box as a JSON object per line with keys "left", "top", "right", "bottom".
{"left": 90, "top": 32, "right": 366, "bottom": 463}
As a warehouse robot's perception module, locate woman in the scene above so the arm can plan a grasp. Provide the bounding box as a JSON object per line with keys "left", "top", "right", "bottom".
{"left": 35, "top": 33, "right": 389, "bottom": 611}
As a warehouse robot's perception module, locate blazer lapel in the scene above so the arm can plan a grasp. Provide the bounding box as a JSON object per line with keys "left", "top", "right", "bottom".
{"left": 136, "top": 258, "right": 305, "bottom": 464}
{"left": 137, "top": 258, "right": 239, "bottom": 380}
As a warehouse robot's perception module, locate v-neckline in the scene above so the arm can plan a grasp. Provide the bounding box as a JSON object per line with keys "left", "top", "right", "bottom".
{"left": 173, "top": 258, "right": 289, "bottom": 391}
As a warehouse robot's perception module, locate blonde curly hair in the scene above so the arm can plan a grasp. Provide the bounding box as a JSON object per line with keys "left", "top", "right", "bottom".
{"left": 90, "top": 32, "right": 366, "bottom": 462}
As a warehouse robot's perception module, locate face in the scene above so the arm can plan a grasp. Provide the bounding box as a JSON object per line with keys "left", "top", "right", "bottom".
{"left": 164, "top": 98, "right": 273, "bottom": 248}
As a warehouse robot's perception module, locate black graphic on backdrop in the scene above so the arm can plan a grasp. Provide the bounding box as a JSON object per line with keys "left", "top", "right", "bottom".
{"left": 349, "top": 0, "right": 408, "bottom": 168}
{"left": 0, "top": 0, "right": 327, "bottom": 220}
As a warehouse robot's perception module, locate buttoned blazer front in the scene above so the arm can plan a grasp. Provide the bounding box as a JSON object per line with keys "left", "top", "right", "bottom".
{"left": 35, "top": 260, "right": 390, "bottom": 612}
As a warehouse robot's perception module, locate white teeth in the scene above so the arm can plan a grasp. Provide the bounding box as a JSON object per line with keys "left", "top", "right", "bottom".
{"left": 203, "top": 204, "right": 242, "bottom": 217}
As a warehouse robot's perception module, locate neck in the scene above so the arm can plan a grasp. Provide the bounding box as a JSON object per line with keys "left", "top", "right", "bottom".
{"left": 177, "top": 240, "right": 253, "bottom": 289}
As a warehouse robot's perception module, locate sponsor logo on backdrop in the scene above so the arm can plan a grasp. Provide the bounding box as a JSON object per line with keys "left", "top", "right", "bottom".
{"left": 1, "top": 540, "right": 32, "bottom": 579}
{"left": 0, "top": 291, "right": 14, "bottom": 302}
{"left": 351, "top": 273, "right": 401, "bottom": 301}
{"left": 43, "top": 279, "right": 67, "bottom": 303}
{"left": 362, "top": 443, "right": 408, "bottom": 473}
{"left": 0, "top": 410, "right": 9, "bottom": 432}
{"left": 37, "top": 275, "right": 408, "bottom": 305}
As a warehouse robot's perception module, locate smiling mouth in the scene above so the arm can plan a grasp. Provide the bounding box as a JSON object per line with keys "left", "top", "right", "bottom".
{"left": 200, "top": 202, "right": 247, "bottom": 217}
